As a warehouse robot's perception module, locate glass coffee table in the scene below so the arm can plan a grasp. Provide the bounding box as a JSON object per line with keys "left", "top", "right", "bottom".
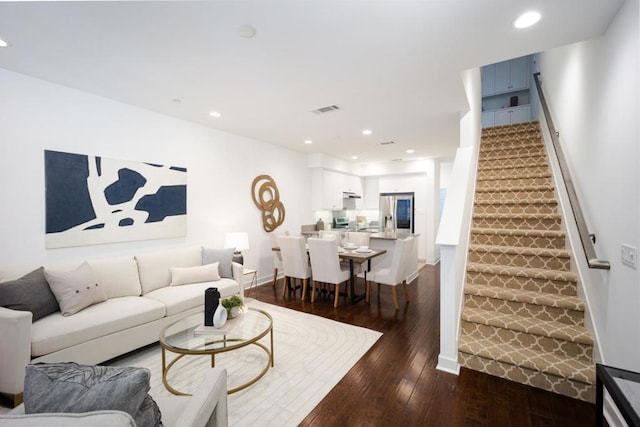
{"left": 159, "top": 307, "right": 273, "bottom": 395}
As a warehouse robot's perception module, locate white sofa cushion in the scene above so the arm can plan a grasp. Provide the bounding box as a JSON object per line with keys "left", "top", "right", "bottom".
{"left": 143, "top": 279, "right": 239, "bottom": 317}
{"left": 170, "top": 263, "right": 220, "bottom": 287}
{"left": 31, "top": 297, "right": 165, "bottom": 357}
{"left": 88, "top": 256, "right": 142, "bottom": 298}
{"left": 44, "top": 262, "right": 107, "bottom": 316}
{"left": 136, "top": 246, "right": 202, "bottom": 294}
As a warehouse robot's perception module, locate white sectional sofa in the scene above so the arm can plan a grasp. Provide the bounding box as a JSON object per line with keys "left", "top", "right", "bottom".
{"left": 0, "top": 245, "right": 244, "bottom": 404}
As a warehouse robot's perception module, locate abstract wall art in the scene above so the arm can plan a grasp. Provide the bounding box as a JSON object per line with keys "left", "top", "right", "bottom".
{"left": 251, "top": 174, "right": 285, "bottom": 232}
{"left": 45, "top": 150, "right": 187, "bottom": 248}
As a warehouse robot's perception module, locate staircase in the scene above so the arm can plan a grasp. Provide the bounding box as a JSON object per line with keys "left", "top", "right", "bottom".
{"left": 458, "top": 121, "right": 595, "bottom": 402}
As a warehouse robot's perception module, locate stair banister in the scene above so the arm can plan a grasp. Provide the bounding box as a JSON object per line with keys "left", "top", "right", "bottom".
{"left": 533, "top": 72, "right": 610, "bottom": 270}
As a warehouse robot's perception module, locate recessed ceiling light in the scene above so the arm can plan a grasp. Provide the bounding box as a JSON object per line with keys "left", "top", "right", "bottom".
{"left": 351, "top": 156, "right": 358, "bottom": 160}
{"left": 406, "top": 149, "right": 415, "bottom": 154}
{"left": 209, "top": 111, "right": 222, "bottom": 118}
{"left": 514, "top": 11, "right": 541, "bottom": 29}
{"left": 0, "top": 39, "right": 8, "bottom": 48}
{"left": 304, "top": 140, "right": 313, "bottom": 145}
{"left": 238, "top": 25, "right": 256, "bottom": 38}
{"left": 362, "top": 129, "right": 372, "bottom": 136}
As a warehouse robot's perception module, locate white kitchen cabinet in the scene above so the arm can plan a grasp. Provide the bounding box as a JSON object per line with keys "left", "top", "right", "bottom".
{"left": 311, "top": 169, "right": 362, "bottom": 211}
{"left": 362, "top": 177, "right": 379, "bottom": 209}
{"left": 379, "top": 175, "right": 416, "bottom": 193}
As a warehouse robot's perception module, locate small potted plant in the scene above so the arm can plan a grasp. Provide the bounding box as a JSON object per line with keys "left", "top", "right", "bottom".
{"left": 221, "top": 295, "right": 244, "bottom": 319}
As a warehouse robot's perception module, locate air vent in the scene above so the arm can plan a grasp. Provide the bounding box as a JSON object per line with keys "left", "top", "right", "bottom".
{"left": 311, "top": 105, "right": 340, "bottom": 114}
{"left": 378, "top": 141, "right": 395, "bottom": 146}
{"left": 391, "top": 158, "right": 403, "bottom": 162}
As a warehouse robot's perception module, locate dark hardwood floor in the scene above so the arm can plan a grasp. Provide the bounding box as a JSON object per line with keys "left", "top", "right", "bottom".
{"left": 250, "top": 264, "right": 596, "bottom": 427}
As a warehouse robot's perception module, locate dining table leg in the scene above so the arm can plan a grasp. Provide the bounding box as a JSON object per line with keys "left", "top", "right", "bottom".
{"left": 350, "top": 259, "right": 365, "bottom": 304}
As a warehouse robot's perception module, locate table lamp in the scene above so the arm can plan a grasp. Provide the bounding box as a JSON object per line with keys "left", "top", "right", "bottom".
{"left": 224, "top": 232, "right": 249, "bottom": 265}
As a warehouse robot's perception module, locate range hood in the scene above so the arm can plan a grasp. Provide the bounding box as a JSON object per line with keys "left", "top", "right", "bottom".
{"left": 342, "top": 191, "right": 361, "bottom": 199}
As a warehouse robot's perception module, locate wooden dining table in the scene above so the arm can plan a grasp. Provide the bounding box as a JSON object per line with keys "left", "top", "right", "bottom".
{"left": 272, "top": 245, "right": 386, "bottom": 304}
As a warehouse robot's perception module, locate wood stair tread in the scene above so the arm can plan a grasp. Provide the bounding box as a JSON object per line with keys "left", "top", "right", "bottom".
{"left": 469, "top": 243, "right": 570, "bottom": 258}
{"left": 464, "top": 283, "right": 584, "bottom": 311}
{"left": 461, "top": 307, "right": 593, "bottom": 345}
{"left": 458, "top": 334, "right": 594, "bottom": 384}
{"left": 467, "top": 262, "right": 577, "bottom": 282}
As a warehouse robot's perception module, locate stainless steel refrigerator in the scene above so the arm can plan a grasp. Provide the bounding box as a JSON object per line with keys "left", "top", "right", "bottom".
{"left": 379, "top": 192, "right": 415, "bottom": 233}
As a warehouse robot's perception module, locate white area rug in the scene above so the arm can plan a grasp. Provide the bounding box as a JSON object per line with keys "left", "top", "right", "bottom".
{"left": 112, "top": 300, "right": 382, "bottom": 426}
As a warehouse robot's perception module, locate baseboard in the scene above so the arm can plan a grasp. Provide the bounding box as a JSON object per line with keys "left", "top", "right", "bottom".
{"left": 436, "top": 354, "right": 460, "bottom": 375}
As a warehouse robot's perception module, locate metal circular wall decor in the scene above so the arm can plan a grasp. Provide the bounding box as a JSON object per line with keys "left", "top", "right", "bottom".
{"left": 251, "top": 174, "right": 285, "bottom": 232}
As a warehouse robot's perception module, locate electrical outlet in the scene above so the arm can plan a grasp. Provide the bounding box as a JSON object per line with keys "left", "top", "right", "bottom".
{"left": 621, "top": 244, "right": 638, "bottom": 269}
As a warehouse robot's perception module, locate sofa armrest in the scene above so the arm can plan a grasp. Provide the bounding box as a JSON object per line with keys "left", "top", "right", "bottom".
{"left": 0, "top": 307, "right": 32, "bottom": 398}
{"left": 231, "top": 262, "right": 245, "bottom": 303}
{"left": 157, "top": 368, "right": 228, "bottom": 427}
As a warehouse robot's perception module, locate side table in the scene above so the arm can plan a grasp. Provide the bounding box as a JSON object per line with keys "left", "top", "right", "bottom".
{"left": 243, "top": 268, "right": 258, "bottom": 298}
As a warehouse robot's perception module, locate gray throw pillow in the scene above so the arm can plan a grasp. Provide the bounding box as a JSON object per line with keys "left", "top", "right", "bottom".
{"left": 24, "top": 362, "right": 161, "bottom": 427}
{"left": 202, "top": 247, "right": 235, "bottom": 278}
{"left": 0, "top": 267, "right": 59, "bottom": 321}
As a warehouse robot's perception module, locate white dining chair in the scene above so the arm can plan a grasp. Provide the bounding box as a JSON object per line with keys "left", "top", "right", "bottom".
{"left": 404, "top": 235, "right": 419, "bottom": 284}
{"left": 307, "top": 237, "right": 351, "bottom": 307}
{"left": 270, "top": 231, "right": 289, "bottom": 288}
{"left": 318, "top": 230, "right": 339, "bottom": 241}
{"left": 366, "top": 237, "right": 414, "bottom": 310}
{"left": 345, "top": 231, "right": 370, "bottom": 247}
{"left": 279, "top": 235, "right": 312, "bottom": 301}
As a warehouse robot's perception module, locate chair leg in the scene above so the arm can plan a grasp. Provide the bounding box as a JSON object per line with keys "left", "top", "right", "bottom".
{"left": 272, "top": 268, "right": 278, "bottom": 288}
{"left": 311, "top": 280, "right": 316, "bottom": 303}
{"left": 302, "top": 278, "right": 308, "bottom": 302}
{"left": 334, "top": 283, "right": 340, "bottom": 308}
{"left": 392, "top": 287, "right": 399, "bottom": 310}
{"left": 365, "top": 281, "right": 371, "bottom": 303}
{"left": 282, "top": 276, "right": 288, "bottom": 298}
{"left": 402, "top": 280, "right": 409, "bottom": 302}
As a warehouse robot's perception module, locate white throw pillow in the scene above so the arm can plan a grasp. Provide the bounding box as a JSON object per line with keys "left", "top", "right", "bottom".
{"left": 170, "top": 263, "right": 220, "bottom": 286}
{"left": 135, "top": 246, "right": 202, "bottom": 294}
{"left": 44, "top": 262, "right": 107, "bottom": 316}
{"left": 88, "top": 256, "right": 142, "bottom": 299}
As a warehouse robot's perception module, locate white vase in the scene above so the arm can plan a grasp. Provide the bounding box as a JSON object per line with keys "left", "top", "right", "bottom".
{"left": 213, "top": 304, "right": 227, "bottom": 328}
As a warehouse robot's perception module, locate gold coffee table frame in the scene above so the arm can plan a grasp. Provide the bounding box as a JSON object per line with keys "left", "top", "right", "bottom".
{"left": 159, "top": 307, "right": 274, "bottom": 395}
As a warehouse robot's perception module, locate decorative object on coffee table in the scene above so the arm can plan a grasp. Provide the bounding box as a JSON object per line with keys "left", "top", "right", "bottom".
{"left": 204, "top": 287, "right": 221, "bottom": 327}
{"left": 221, "top": 295, "right": 244, "bottom": 319}
{"left": 251, "top": 174, "right": 285, "bottom": 232}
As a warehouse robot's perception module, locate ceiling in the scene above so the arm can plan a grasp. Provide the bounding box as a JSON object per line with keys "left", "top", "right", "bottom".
{"left": 0, "top": 1, "right": 624, "bottom": 164}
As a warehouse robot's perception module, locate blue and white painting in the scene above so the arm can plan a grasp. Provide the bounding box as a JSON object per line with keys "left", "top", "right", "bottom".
{"left": 45, "top": 150, "right": 187, "bottom": 248}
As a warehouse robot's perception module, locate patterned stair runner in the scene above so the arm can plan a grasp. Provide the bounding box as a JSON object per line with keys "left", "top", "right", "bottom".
{"left": 458, "top": 121, "right": 595, "bottom": 402}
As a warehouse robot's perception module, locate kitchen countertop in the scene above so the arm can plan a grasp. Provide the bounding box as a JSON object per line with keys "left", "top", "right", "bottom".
{"left": 369, "top": 231, "right": 420, "bottom": 240}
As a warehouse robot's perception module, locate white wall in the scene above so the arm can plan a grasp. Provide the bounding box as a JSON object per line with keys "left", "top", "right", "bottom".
{"left": 0, "top": 69, "right": 310, "bottom": 284}
{"left": 539, "top": 0, "right": 639, "bottom": 370}
{"left": 436, "top": 66, "right": 482, "bottom": 374}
